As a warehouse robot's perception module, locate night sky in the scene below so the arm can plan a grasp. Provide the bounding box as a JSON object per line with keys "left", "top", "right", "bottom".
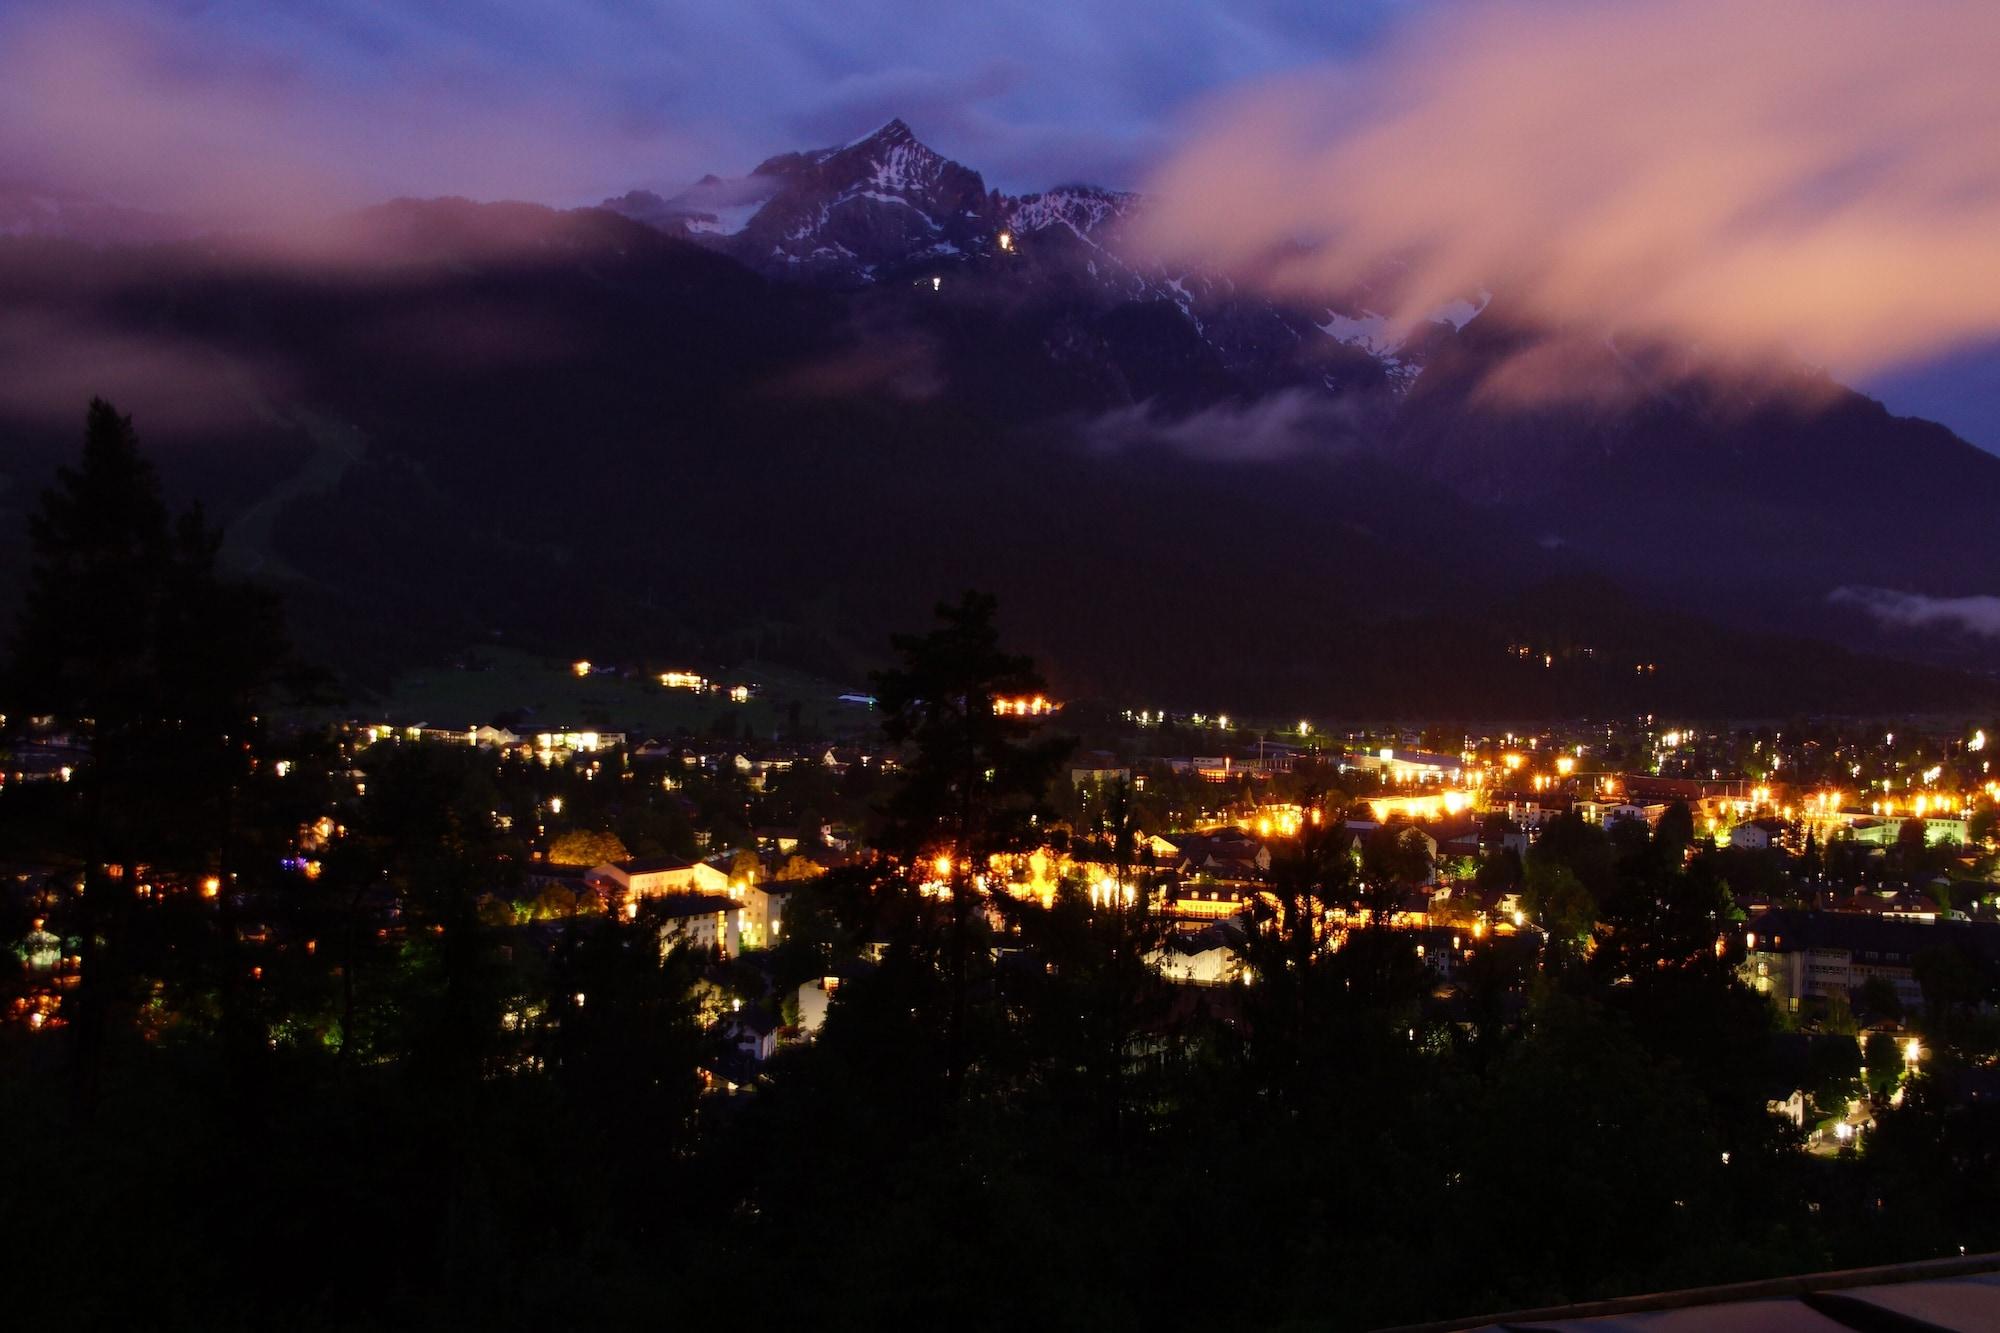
{"left": 0, "top": 0, "right": 1407, "bottom": 205}
{"left": 1, "top": 0, "right": 1993, "bottom": 447}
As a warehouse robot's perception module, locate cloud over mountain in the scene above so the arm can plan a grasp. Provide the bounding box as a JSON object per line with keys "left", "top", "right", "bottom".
{"left": 1137, "top": 0, "right": 2000, "bottom": 380}
{"left": 1832, "top": 587, "right": 2000, "bottom": 639}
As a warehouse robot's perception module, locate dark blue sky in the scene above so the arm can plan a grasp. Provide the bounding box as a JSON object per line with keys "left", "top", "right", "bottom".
{"left": 1870, "top": 342, "right": 2000, "bottom": 456}
{"left": 0, "top": 0, "right": 1411, "bottom": 203}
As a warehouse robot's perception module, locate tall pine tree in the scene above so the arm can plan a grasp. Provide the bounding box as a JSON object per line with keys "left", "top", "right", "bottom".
{"left": 8, "top": 399, "right": 296, "bottom": 1110}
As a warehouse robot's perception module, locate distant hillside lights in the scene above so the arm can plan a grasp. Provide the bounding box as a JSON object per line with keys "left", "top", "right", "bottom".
{"left": 1126, "top": 709, "right": 1235, "bottom": 728}
{"left": 993, "top": 695, "right": 1056, "bottom": 717}
{"left": 649, "top": 670, "right": 754, "bottom": 702}
{"left": 532, "top": 731, "right": 617, "bottom": 769}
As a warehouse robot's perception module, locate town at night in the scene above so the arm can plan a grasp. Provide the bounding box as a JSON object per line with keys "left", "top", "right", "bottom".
{"left": 4, "top": 1, "right": 2000, "bottom": 1328}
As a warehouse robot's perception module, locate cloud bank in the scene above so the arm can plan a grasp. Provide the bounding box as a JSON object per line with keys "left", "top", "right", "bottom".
{"left": 1831, "top": 587, "right": 2000, "bottom": 639}
{"left": 0, "top": 4, "right": 706, "bottom": 225}
{"left": 1137, "top": 0, "right": 2000, "bottom": 378}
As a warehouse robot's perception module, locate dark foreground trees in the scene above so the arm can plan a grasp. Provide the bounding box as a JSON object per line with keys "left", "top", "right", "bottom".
{"left": 3, "top": 406, "right": 1998, "bottom": 1329}
{"left": 8, "top": 399, "right": 299, "bottom": 1113}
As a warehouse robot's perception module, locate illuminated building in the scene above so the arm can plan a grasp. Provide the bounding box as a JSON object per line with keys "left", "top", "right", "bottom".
{"left": 1736, "top": 910, "right": 1991, "bottom": 1016}
{"left": 1365, "top": 791, "right": 1478, "bottom": 824}
{"left": 588, "top": 855, "right": 732, "bottom": 905}
{"left": 992, "top": 694, "right": 1058, "bottom": 717}
{"left": 646, "top": 892, "right": 743, "bottom": 957}
{"left": 1149, "top": 921, "right": 1248, "bottom": 985}
{"left": 1342, "top": 748, "right": 1467, "bottom": 784}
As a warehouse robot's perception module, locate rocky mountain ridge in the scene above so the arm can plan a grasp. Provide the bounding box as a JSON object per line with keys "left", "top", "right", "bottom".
{"left": 604, "top": 119, "right": 1467, "bottom": 391}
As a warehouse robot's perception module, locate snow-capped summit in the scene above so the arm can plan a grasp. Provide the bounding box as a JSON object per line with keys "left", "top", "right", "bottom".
{"left": 602, "top": 119, "right": 1482, "bottom": 390}
{"left": 604, "top": 119, "right": 1004, "bottom": 283}
{"left": 713, "top": 119, "right": 999, "bottom": 283}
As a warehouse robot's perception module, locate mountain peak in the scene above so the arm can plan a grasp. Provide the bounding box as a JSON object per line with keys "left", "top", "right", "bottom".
{"left": 856, "top": 117, "right": 916, "bottom": 148}
{"left": 749, "top": 117, "right": 933, "bottom": 181}
{"left": 721, "top": 116, "right": 995, "bottom": 284}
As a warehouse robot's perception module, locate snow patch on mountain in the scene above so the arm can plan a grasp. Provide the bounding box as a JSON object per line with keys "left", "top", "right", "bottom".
{"left": 1006, "top": 187, "right": 1135, "bottom": 246}
{"left": 1318, "top": 293, "right": 1491, "bottom": 368}
{"left": 1319, "top": 310, "right": 1401, "bottom": 359}
{"left": 1432, "top": 293, "right": 1491, "bottom": 330}
{"left": 868, "top": 141, "right": 943, "bottom": 192}
{"left": 682, "top": 199, "right": 767, "bottom": 237}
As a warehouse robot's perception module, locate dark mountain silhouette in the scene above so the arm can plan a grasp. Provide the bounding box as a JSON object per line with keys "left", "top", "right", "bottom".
{"left": 0, "top": 124, "right": 1993, "bottom": 717}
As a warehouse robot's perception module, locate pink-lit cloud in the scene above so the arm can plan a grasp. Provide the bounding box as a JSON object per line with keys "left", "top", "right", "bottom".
{"left": 0, "top": 4, "right": 708, "bottom": 227}
{"left": 1136, "top": 0, "right": 2000, "bottom": 379}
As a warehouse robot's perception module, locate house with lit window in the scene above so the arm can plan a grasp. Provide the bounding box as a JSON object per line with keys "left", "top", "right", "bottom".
{"left": 1149, "top": 921, "right": 1247, "bottom": 985}
{"left": 796, "top": 958, "right": 875, "bottom": 1036}
{"left": 1161, "top": 878, "right": 1257, "bottom": 921}
{"left": 1490, "top": 791, "right": 1573, "bottom": 831}
{"left": 729, "top": 877, "right": 792, "bottom": 950}
{"left": 1729, "top": 817, "right": 1789, "bottom": 851}
{"left": 1574, "top": 799, "right": 1668, "bottom": 829}
{"left": 652, "top": 892, "right": 742, "bottom": 957}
